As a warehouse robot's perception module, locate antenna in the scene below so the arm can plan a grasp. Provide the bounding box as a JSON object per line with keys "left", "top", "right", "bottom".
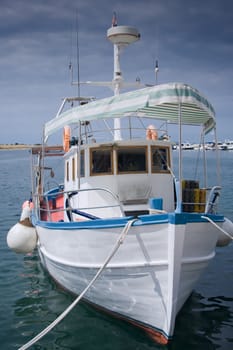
{"left": 75, "top": 9, "right": 81, "bottom": 99}
{"left": 71, "top": 13, "right": 141, "bottom": 93}
{"left": 155, "top": 60, "right": 159, "bottom": 85}
{"left": 69, "top": 9, "right": 81, "bottom": 100}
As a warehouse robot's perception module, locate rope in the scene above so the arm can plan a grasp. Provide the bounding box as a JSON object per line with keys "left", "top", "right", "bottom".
{"left": 201, "top": 216, "right": 233, "bottom": 240}
{"left": 18, "top": 218, "right": 137, "bottom": 350}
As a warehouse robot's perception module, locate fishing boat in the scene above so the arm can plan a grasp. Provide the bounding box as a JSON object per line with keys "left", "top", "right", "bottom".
{"left": 225, "top": 140, "right": 233, "bottom": 150}
{"left": 7, "top": 20, "right": 233, "bottom": 345}
{"left": 181, "top": 142, "right": 195, "bottom": 150}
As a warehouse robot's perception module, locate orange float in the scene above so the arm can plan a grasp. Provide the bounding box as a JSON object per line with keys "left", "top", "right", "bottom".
{"left": 146, "top": 124, "right": 158, "bottom": 140}
{"left": 63, "top": 125, "right": 71, "bottom": 152}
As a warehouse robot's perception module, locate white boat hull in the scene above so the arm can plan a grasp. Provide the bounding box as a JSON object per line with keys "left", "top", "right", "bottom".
{"left": 6, "top": 22, "right": 230, "bottom": 347}
{"left": 36, "top": 215, "right": 220, "bottom": 343}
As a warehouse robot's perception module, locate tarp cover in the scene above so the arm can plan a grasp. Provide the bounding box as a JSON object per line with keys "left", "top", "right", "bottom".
{"left": 44, "top": 82, "right": 216, "bottom": 139}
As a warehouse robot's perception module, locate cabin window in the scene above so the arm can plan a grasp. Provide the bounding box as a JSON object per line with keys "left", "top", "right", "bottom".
{"left": 66, "top": 160, "right": 69, "bottom": 181}
{"left": 77, "top": 151, "right": 85, "bottom": 177}
{"left": 151, "top": 146, "right": 170, "bottom": 173}
{"left": 72, "top": 157, "right": 75, "bottom": 181}
{"left": 117, "top": 146, "right": 147, "bottom": 173}
{"left": 90, "top": 148, "right": 113, "bottom": 175}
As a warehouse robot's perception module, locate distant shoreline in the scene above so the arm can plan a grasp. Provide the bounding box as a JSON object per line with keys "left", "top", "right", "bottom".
{"left": 0, "top": 144, "right": 40, "bottom": 150}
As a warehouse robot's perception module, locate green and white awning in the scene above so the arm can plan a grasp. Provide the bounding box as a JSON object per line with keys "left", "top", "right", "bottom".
{"left": 44, "top": 82, "right": 216, "bottom": 139}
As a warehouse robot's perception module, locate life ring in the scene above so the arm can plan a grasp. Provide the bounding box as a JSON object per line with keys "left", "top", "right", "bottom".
{"left": 146, "top": 125, "right": 158, "bottom": 140}
{"left": 63, "top": 125, "right": 71, "bottom": 152}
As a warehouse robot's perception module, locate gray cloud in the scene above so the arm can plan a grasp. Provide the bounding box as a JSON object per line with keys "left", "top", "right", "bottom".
{"left": 0, "top": 0, "right": 232, "bottom": 144}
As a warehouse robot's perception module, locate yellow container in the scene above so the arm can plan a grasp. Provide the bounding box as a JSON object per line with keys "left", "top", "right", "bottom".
{"left": 194, "top": 188, "right": 200, "bottom": 212}
{"left": 199, "top": 189, "right": 206, "bottom": 212}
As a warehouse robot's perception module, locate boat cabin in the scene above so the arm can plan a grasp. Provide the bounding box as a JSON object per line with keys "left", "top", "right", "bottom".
{"left": 63, "top": 139, "right": 174, "bottom": 218}
{"left": 32, "top": 83, "right": 220, "bottom": 223}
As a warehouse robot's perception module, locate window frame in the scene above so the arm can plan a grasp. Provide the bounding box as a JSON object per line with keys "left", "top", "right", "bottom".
{"left": 151, "top": 145, "right": 170, "bottom": 173}
{"left": 80, "top": 150, "right": 85, "bottom": 177}
{"left": 72, "top": 157, "right": 76, "bottom": 181}
{"left": 116, "top": 146, "right": 148, "bottom": 174}
{"left": 90, "top": 147, "right": 113, "bottom": 176}
{"left": 66, "top": 160, "right": 69, "bottom": 181}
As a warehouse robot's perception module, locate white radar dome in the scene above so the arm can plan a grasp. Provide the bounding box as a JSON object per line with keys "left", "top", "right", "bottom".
{"left": 107, "top": 26, "right": 140, "bottom": 45}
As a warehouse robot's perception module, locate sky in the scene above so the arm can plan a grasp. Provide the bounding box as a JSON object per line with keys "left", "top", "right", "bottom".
{"left": 0, "top": 0, "right": 232, "bottom": 144}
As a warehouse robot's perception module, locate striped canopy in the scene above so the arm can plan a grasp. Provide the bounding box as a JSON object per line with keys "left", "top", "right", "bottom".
{"left": 44, "top": 82, "right": 216, "bottom": 139}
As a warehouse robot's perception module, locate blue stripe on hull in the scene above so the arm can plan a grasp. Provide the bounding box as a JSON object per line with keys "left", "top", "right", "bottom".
{"left": 33, "top": 212, "right": 224, "bottom": 230}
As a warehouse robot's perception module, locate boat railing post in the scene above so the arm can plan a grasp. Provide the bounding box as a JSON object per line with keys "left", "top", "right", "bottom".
{"left": 44, "top": 195, "right": 52, "bottom": 221}
{"left": 177, "top": 100, "right": 182, "bottom": 213}
{"left": 77, "top": 121, "right": 81, "bottom": 189}
{"left": 214, "top": 126, "right": 222, "bottom": 186}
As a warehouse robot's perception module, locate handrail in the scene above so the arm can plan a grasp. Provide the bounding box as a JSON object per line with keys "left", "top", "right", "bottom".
{"left": 35, "top": 186, "right": 125, "bottom": 221}
{"left": 67, "top": 187, "right": 124, "bottom": 217}
{"left": 78, "top": 118, "right": 168, "bottom": 144}
{"left": 175, "top": 181, "right": 221, "bottom": 214}
{"left": 204, "top": 186, "right": 221, "bottom": 214}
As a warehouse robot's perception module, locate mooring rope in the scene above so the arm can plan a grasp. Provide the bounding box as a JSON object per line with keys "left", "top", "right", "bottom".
{"left": 18, "top": 218, "right": 137, "bottom": 350}
{"left": 201, "top": 215, "right": 233, "bottom": 240}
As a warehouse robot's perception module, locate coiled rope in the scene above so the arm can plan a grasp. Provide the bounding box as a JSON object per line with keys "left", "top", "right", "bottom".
{"left": 201, "top": 215, "right": 233, "bottom": 240}
{"left": 19, "top": 218, "right": 137, "bottom": 350}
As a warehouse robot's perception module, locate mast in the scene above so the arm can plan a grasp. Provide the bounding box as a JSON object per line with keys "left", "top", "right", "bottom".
{"left": 107, "top": 14, "right": 140, "bottom": 140}
{"left": 70, "top": 14, "right": 141, "bottom": 141}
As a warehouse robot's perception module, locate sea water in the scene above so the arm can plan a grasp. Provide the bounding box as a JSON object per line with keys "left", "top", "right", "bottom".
{"left": 0, "top": 150, "right": 232, "bottom": 350}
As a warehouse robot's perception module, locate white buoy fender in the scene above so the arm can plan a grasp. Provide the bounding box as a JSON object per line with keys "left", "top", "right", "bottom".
{"left": 7, "top": 221, "right": 37, "bottom": 254}
{"left": 216, "top": 217, "right": 233, "bottom": 247}
{"left": 7, "top": 200, "right": 37, "bottom": 254}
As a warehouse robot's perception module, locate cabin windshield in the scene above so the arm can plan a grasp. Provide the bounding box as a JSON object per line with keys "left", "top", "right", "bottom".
{"left": 117, "top": 147, "right": 147, "bottom": 173}
{"left": 151, "top": 146, "right": 170, "bottom": 173}
{"left": 90, "top": 148, "right": 113, "bottom": 175}
{"left": 89, "top": 145, "right": 171, "bottom": 176}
